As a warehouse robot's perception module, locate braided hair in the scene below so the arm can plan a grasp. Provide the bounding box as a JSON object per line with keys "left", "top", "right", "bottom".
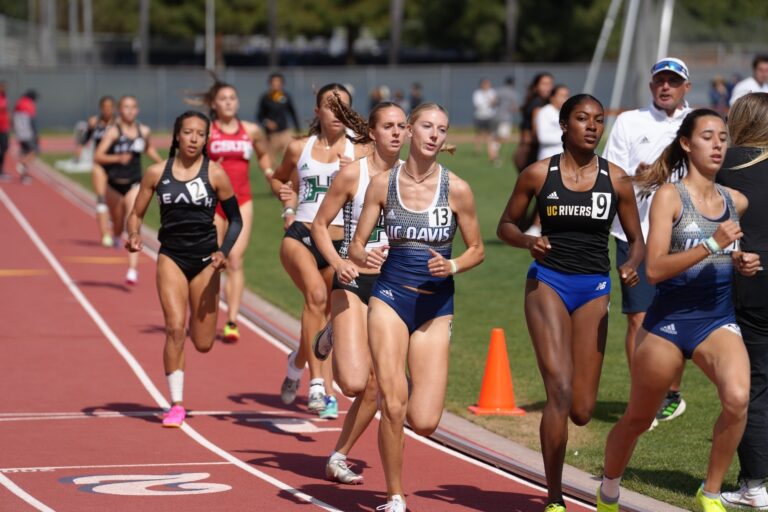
{"left": 169, "top": 111, "right": 211, "bottom": 160}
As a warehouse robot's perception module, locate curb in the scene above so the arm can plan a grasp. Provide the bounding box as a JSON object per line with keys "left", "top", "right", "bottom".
{"left": 34, "top": 158, "right": 686, "bottom": 512}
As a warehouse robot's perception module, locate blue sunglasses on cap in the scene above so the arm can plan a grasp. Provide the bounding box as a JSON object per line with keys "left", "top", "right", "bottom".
{"left": 651, "top": 60, "right": 689, "bottom": 80}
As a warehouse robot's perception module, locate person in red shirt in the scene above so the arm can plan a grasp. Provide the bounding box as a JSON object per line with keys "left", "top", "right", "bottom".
{"left": 12, "top": 89, "right": 38, "bottom": 184}
{"left": 190, "top": 77, "right": 275, "bottom": 342}
{"left": 0, "top": 82, "right": 10, "bottom": 181}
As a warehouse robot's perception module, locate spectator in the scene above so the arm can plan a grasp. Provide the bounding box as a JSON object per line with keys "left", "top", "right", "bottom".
{"left": 12, "top": 89, "right": 39, "bottom": 185}
{"left": 256, "top": 73, "right": 300, "bottom": 163}
{"left": 535, "top": 84, "right": 570, "bottom": 160}
{"left": 730, "top": 55, "right": 768, "bottom": 106}
{"left": 0, "top": 82, "right": 9, "bottom": 181}
{"left": 709, "top": 75, "right": 730, "bottom": 115}
{"left": 409, "top": 82, "right": 424, "bottom": 112}
{"left": 514, "top": 72, "right": 554, "bottom": 173}
{"left": 393, "top": 89, "right": 409, "bottom": 112}
{"left": 472, "top": 78, "right": 498, "bottom": 163}
{"left": 495, "top": 76, "right": 519, "bottom": 144}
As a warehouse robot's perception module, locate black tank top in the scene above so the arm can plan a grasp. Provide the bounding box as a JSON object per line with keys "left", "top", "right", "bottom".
{"left": 157, "top": 157, "right": 218, "bottom": 255}
{"left": 536, "top": 154, "right": 617, "bottom": 274}
{"left": 105, "top": 123, "right": 144, "bottom": 184}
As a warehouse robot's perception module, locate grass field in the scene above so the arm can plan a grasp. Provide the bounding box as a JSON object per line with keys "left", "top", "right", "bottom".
{"left": 43, "top": 144, "right": 739, "bottom": 511}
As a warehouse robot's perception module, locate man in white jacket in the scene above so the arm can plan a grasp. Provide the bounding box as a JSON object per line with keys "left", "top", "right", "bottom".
{"left": 730, "top": 55, "right": 768, "bottom": 106}
{"left": 602, "top": 57, "right": 692, "bottom": 427}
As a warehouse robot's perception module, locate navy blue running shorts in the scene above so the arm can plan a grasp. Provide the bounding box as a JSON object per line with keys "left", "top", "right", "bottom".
{"left": 371, "top": 277, "right": 454, "bottom": 334}
{"left": 615, "top": 238, "right": 655, "bottom": 314}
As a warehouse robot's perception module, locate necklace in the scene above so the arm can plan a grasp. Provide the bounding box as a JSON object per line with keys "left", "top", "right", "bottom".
{"left": 402, "top": 163, "right": 438, "bottom": 184}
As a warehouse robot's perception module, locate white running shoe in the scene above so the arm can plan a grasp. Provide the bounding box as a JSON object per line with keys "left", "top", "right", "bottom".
{"left": 721, "top": 480, "right": 768, "bottom": 509}
{"left": 376, "top": 495, "right": 406, "bottom": 512}
{"left": 125, "top": 268, "right": 138, "bottom": 285}
{"left": 308, "top": 386, "right": 326, "bottom": 412}
{"left": 326, "top": 457, "right": 363, "bottom": 485}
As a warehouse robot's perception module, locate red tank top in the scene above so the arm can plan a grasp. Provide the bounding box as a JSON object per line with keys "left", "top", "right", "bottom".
{"left": 207, "top": 120, "right": 252, "bottom": 178}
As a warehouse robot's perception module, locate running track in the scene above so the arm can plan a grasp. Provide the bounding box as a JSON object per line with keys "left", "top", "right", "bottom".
{"left": 0, "top": 163, "right": 595, "bottom": 511}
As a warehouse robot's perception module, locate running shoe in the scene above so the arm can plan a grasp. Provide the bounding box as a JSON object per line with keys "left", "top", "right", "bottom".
{"left": 596, "top": 489, "right": 618, "bottom": 512}
{"left": 319, "top": 395, "right": 338, "bottom": 420}
{"left": 696, "top": 485, "right": 726, "bottom": 512}
{"left": 308, "top": 387, "right": 326, "bottom": 412}
{"left": 376, "top": 495, "right": 406, "bottom": 512}
{"left": 125, "top": 268, "right": 138, "bottom": 285}
{"left": 312, "top": 324, "right": 333, "bottom": 361}
{"left": 326, "top": 457, "right": 363, "bottom": 485}
{"left": 721, "top": 479, "right": 768, "bottom": 509}
{"left": 162, "top": 405, "right": 186, "bottom": 428}
{"left": 223, "top": 321, "right": 240, "bottom": 343}
{"left": 655, "top": 391, "right": 686, "bottom": 422}
{"left": 543, "top": 504, "right": 566, "bottom": 512}
{"left": 280, "top": 351, "right": 301, "bottom": 404}
{"left": 101, "top": 233, "right": 114, "bottom": 248}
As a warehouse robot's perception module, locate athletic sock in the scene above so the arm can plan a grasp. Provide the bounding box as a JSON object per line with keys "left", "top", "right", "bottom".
{"left": 329, "top": 451, "right": 346, "bottom": 462}
{"left": 286, "top": 351, "right": 305, "bottom": 381}
{"left": 600, "top": 475, "right": 622, "bottom": 503}
{"left": 702, "top": 489, "right": 720, "bottom": 500}
{"left": 167, "top": 370, "right": 184, "bottom": 404}
{"left": 309, "top": 378, "right": 325, "bottom": 390}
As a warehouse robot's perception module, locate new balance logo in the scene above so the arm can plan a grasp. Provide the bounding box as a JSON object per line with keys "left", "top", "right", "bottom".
{"left": 595, "top": 281, "right": 607, "bottom": 291}
{"left": 639, "top": 136, "right": 650, "bottom": 144}
{"left": 379, "top": 288, "right": 395, "bottom": 300}
{"left": 660, "top": 323, "right": 677, "bottom": 335}
{"left": 162, "top": 179, "right": 170, "bottom": 185}
{"left": 683, "top": 221, "right": 700, "bottom": 233}
{"left": 547, "top": 191, "right": 559, "bottom": 200}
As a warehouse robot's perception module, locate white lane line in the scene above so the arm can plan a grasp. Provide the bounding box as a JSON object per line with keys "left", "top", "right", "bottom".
{"left": 35, "top": 160, "right": 596, "bottom": 510}
{"left": 1, "top": 462, "right": 231, "bottom": 473}
{"left": 0, "top": 409, "right": 346, "bottom": 422}
{"left": 0, "top": 187, "right": 341, "bottom": 512}
{"left": 0, "top": 473, "right": 54, "bottom": 512}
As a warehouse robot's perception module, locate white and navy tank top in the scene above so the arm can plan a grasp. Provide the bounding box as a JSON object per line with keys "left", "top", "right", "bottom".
{"left": 338, "top": 157, "right": 397, "bottom": 258}
{"left": 295, "top": 134, "right": 355, "bottom": 226}
{"left": 379, "top": 163, "right": 457, "bottom": 291}
{"left": 653, "top": 181, "right": 738, "bottom": 318}
{"left": 156, "top": 157, "right": 218, "bottom": 255}
{"left": 537, "top": 154, "right": 617, "bottom": 274}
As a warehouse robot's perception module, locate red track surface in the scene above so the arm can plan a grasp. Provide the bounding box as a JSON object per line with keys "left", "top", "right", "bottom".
{"left": 0, "top": 162, "right": 594, "bottom": 511}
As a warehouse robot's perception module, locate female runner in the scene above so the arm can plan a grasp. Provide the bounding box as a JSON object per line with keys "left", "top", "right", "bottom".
{"left": 350, "top": 102, "right": 484, "bottom": 512}
{"left": 497, "top": 94, "right": 644, "bottom": 512}
{"left": 311, "top": 99, "right": 406, "bottom": 482}
{"left": 95, "top": 95, "right": 162, "bottom": 285}
{"left": 125, "top": 111, "right": 242, "bottom": 427}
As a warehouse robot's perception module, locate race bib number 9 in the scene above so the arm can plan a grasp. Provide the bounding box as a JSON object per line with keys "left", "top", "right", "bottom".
{"left": 429, "top": 207, "right": 452, "bottom": 228}
{"left": 186, "top": 177, "right": 208, "bottom": 202}
{"left": 591, "top": 192, "right": 611, "bottom": 220}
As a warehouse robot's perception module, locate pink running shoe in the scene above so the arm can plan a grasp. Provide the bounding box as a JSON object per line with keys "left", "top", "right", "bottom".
{"left": 162, "top": 405, "right": 186, "bottom": 428}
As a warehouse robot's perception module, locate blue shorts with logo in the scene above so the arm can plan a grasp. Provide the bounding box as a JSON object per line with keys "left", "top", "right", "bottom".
{"left": 527, "top": 261, "right": 611, "bottom": 314}
{"left": 615, "top": 238, "right": 655, "bottom": 314}
{"left": 371, "top": 277, "right": 454, "bottom": 334}
{"left": 643, "top": 307, "right": 740, "bottom": 359}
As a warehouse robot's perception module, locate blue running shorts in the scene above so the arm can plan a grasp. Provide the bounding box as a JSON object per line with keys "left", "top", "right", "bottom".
{"left": 527, "top": 261, "right": 611, "bottom": 314}
{"left": 643, "top": 309, "right": 741, "bottom": 359}
{"left": 371, "top": 277, "right": 454, "bottom": 334}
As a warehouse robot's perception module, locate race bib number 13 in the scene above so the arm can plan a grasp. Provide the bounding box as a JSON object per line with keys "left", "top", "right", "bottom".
{"left": 429, "top": 207, "right": 452, "bottom": 228}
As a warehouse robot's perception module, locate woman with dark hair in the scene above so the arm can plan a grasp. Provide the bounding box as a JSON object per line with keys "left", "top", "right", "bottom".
{"left": 597, "top": 109, "right": 760, "bottom": 512}
{"left": 311, "top": 98, "right": 406, "bottom": 485}
{"left": 498, "top": 94, "right": 644, "bottom": 512}
{"left": 273, "top": 83, "right": 369, "bottom": 416}
{"left": 716, "top": 93, "right": 768, "bottom": 509}
{"left": 350, "top": 102, "right": 484, "bottom": 512}
{"left": 188, "top": 76, "right": 275, "bottom": 343}
{"left": 95, "top": 95, "right": 163, "bottom": 285}
{"left": 514, "top": 73, "right": 554, "bottom": 173}
{"left": 125, "top": 111, "right": 242, "bottom": 428}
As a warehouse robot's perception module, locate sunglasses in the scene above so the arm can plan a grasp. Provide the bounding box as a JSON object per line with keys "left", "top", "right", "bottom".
{"left": 651, "top": 60, "right": 689, "bottom": 80}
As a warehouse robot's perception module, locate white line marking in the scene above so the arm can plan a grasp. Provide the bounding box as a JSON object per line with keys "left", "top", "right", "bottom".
{"left": 0, "top": 473, "right": 54, "bottom": 511}
{"left": 33, "top": 162, "right": 596, "bottom": 510}
{"left": 0, "top": 409, "right": 345, "bottom": 423}
{"left": 1, "top": 462, "right": 231, "bottom": 473}
{"left": 0, "top": 187, "right": 341, "bottom": 512}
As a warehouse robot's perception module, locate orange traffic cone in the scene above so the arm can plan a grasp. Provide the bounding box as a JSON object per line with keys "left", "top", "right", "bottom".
{"left": 468, "top": 328, "right": 526, "bottom": 416}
